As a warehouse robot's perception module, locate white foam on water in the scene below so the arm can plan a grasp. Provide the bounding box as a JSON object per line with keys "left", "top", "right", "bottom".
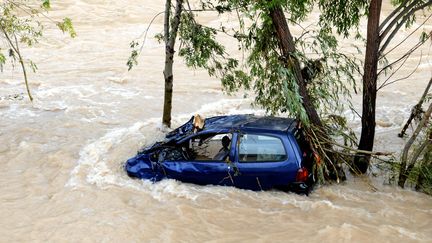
{"left": 64, "top": 116, "right": 206, "bottom": 202}
{"left": 281, "top": 198, "right": 344, "bottom": 211}
{"left": 379, "top": 225, "right": 421, "bottom": 240}
{"left": 104, "top": 86, "right": 141, "bottom": 98}
{"left": 65, "top": 98, "right": 269, "bottom": 201}
{"left": 35, "top": 84, "right": 98, "bottom": 99}
{"left": 65, "top": 120, "right": 157, "bottom": 188}
{"left": 32, "top": 100, "right": 68, "bottom": 111}
{"left": 1, "top": 103, "right": 38, "bottom": 119}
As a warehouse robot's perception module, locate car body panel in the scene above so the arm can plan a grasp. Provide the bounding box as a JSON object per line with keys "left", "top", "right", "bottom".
{"left": 125, "top": 115, "right": 311, "bottom": 193}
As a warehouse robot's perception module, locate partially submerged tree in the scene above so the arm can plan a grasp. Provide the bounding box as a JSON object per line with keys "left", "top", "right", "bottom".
{"left": 177, "top": 0, "right": 366, "bottom": 182}
{"left": 415, "top": 141, "right": 432, "bottom": 195}
{"left": 128, "top": 0, "right": 183, "bottom": 128}
{"left": 162, "top": 0, "right": 183, "bottom": 127}
{"left": 0, "top": 0, "right": 76, "bottom": 101}
{"left": 355, "top": 0, "right": 432, "bottom": 173}
{"left": 398, "top": 77, "right": 432, "bottom": 188}
{"left": 133, "top": 0, "right": 432, "bottom": 183}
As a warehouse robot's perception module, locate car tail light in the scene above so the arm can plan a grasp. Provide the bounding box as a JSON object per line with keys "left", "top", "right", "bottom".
{"left": 296, "top": 167, "right": 309, "bottom": 182}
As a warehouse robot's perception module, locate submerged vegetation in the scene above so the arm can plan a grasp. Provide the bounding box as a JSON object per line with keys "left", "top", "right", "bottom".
{"left": 398, "top": 78, "right": 432, "bottom": 193}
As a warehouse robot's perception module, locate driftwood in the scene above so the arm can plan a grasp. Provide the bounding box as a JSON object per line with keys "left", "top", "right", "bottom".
{"left": 398, "top": 77, "right": 432, "bottom": 137}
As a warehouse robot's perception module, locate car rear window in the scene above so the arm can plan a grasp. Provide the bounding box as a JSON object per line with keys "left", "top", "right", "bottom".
{"left": 238, "top": 134, "right": 287, "bottom": 162}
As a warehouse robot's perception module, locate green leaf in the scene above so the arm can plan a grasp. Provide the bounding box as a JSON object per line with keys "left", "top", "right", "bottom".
{"left": 0, "top": 52, "right": 6, "bottom": 72}
{"left": 57, "top": 18, "right": 76, "bottom": 38}
{"left": 41, "top": 0, "right": 51, "bottom": 10}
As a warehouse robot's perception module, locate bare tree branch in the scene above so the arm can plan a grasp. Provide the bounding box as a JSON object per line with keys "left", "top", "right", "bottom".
{"left": 380, "top": 4, "right": 432, "bottom": 55}
{"left": 399, "top": 97, "right": 432, "bottom": 187}
{"left": 136, "top": 11, "right": 165, "bottom": 56}
{"left": 379, "top": 0, "right": 410, "bottom": 32}
{"left": 380, "top": 0, "right": 430, "bottom": 42}
{"left": 398, "top": 77, "right": 432, "bottom": 137}
{"left": 377, "top": 39, "right": 424, "bottom": 76}
{"left": 379, "top": 52, "right": 422, "bottom": 90}
{"left": 380, "top": 13, "right": 432, "bottom": 59}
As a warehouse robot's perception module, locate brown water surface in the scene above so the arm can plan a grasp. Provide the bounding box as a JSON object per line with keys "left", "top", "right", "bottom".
{"left": 0, "top": 1, "right": 431, "bottom": 242}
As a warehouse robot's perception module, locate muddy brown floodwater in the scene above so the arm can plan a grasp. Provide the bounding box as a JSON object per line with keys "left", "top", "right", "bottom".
{"left": 0, "top": 1, "right": 431, "bottom": 242}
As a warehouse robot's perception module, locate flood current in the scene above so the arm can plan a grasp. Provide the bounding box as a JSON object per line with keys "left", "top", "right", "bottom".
{"left": 0, "top": 1, "right": 431, "bottom": 242}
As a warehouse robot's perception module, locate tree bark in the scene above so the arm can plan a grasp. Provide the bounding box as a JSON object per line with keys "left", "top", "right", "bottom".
{"left": 268, "top": 6, "right": 322, "bottom": 128}
{"left": 162, "top": 0, "right": 183, "bottom": 127}
{"left": 355, "top": 0, "right": 382, "bottom": 174}
{"left": 268, "top": 5, "right": 346, "bottom": 181}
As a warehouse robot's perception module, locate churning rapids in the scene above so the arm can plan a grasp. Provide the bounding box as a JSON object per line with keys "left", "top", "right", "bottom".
{"left": 0, "top": 1, "right": 431, "bottom": 242}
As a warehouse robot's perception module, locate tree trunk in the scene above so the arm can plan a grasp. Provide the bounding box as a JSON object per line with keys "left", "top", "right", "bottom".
{"left": 268, "top": 5, "right": 346, "bottom": 182}
{"left": 268, "top": 6, "right": 322, "bottom": 128}
{"left": 398, "top": 102, "right": 432, "bottom": 188}
{"left": 355, "top": 0, "right": 382, "bottom": 174}
{"left": 415, "top": 145, "right": 432, "bottom": 192}
{"left": 162, "top": 0, "right": 183, "bottom": 127}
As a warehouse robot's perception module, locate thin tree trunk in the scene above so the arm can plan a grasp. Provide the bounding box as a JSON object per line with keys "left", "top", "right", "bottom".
{"left": 415, "top": 144, "right": 431, "bottom": 192}
{"left": 0, "top": 25, "right": 33, "bottom": 102}
{"left": 398, "top": 102, "right": 432, "bottom": 188}
{"left": 162, "top": 0, "right": 183, "bottom": 127}
{"left": 355, "top": 0, "right": 382, "bottom": 174}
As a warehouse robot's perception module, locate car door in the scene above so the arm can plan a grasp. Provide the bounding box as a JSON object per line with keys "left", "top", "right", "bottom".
{"left": 161, "top": 132, "right": 235, "bottom": 187}
{"left": 232, "top": 132, "right": 299, "bottom": 190}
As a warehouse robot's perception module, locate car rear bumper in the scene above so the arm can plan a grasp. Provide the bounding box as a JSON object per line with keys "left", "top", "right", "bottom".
{"left": 285, "top": 182, "right": 311, "bottom": 195}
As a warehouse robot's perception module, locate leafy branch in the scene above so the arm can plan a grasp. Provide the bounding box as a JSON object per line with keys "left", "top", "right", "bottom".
{"left": 0, "top": 0, "right": 76, "bottom": 101}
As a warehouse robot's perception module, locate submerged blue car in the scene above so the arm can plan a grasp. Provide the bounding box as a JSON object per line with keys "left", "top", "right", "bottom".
{"left": 125, "top": 115, "right": 314, "bottom": 194}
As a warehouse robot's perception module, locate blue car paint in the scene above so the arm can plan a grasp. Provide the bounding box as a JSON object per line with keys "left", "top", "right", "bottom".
{"left": 125, "top": 115, "right": 310, "bottom": 192}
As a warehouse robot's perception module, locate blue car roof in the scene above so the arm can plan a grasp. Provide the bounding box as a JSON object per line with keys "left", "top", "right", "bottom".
{"left": 163, "top": 114, "right": 298, "bottom": 146}
{"left": 202, "top": 114, "right": 297, "bottom": 133}
{"left": 141, "top": 115, "right": 298, "bottom": 154}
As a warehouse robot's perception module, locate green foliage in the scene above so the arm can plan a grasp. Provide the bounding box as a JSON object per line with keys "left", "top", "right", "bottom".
{"left": 0, "top": 52, "right": 6, "bottom": 71}
{"left": 0, "top": 0, "right": 75, "bottom": 100}
{"left": 176, "top": 1, "right": 361, "bottom": 127}
{"left": 420, "top": 30, "right": 431, "bottom": 42}
{"left": 127, "top": 41, "right": 139, "bottom": 71}
{"left": 391, "top": 0, "right": 432, "bottom": 29}
{"left": 154, "top": 33, "right": 164, "bottom": 43}
{"left": 129, "top": 0, "right": 365, "bottom": 127}
{"left": 318, "top": 0, "right": 367, "bottom": 37}
{"left": 397, "top": 142, "right": 432, "bottom": 195}
{"left": 57, "top": 18, "right": 76, "bottom": 38}
{"left": 41, "top": 0, "right": 51, "bottom": 10}
{"left": 178, "top": 12, "right": 225, "bottom": 70}
{"left": 412, "top": 128, "right": 432, "bottom": 195}
{"left": 416, "top": 158, "right": 432, "bottom": 195}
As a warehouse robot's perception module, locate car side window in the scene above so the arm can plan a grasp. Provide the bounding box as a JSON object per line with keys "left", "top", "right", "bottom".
{"left": 238, "top": 134, "right": 287, "bottom": 162}
{"left": 187, "top": 133, "right": 232, "bottom": 161}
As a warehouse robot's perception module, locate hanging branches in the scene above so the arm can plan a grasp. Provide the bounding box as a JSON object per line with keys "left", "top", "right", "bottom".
{"left": 0, "top": 0, "right": 75, "bottom": 102}
{"left": 379, "top": 0, "right": 432, "bottom": 55}
{"left": 0, "top": 24, "right": 32, "bottom": 101}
